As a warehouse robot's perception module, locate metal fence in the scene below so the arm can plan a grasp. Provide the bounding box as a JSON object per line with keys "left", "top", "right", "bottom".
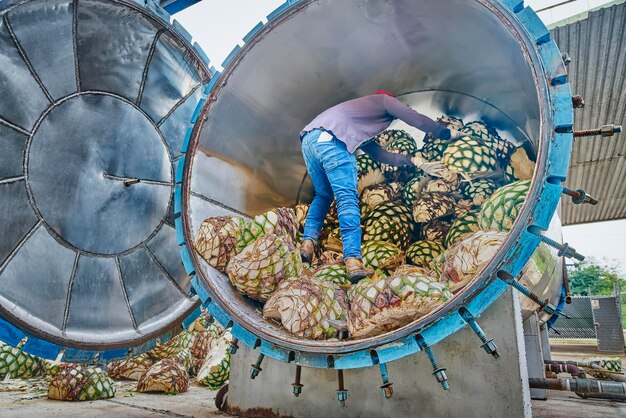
{"left": 549, "top": 286, "right": 625, "bottom": 354}
{"left": 549, "top": 296, "right": 596, "bottom": 339}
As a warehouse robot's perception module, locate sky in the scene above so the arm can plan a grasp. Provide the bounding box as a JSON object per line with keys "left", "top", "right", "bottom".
{"left": 176, "top": 0, "right": 626, "bottom": 274}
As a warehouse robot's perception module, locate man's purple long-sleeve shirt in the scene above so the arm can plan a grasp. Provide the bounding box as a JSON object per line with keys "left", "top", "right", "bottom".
{"left": 301, "top": 94, "right": 449, "bottom": 154}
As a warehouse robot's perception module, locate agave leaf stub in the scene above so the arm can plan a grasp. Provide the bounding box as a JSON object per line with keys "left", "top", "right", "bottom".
{"left": 227, "top": 233, "right": 302, "bottom": 302}
{"left": 197, "top": 337, "right": 231, "bottom": 389}
{"left": 264, "top": 276, "right": 349, "bottom": 340}
{"left": 440, "top": 230, "right": 508, "bottom": 293}
{"left": 107, "top": 353, "right": 154, "bottom": 381}
{"left": 194, "top": 216, "right": 244, "bottom": 272}
{"left": 137, "top": 358, "right": 190, "bottom": 394}
{"left": 347, "top": 271, "right": 452, "bottom": 338}
{"left": 48, "top": 365, "right": 115, "bottom": 401}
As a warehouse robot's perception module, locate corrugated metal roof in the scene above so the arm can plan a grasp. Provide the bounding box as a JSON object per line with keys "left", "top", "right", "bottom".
{"left": 551, "top": 1, "right": 626, "bottom": 225}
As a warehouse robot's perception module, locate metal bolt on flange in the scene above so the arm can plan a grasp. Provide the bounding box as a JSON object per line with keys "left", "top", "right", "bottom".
{"left": 459, "top": 308, "right": 499, "bottom": 359}
{"left": 292, "top": 365, "right": 303, "bottom": 397}
{"left": 417, "top": 336, "right": 449, "bottom": 390}
{"left": 379, "top": 363, "right": 393, "bottom": 398}
{"left": 530, "top": 230, "right": 585, "bottom": 261}
{"left": 502, "top": 272, "right": 557, "bottom": 316}
{"left": 574, "top": 124, "right": 622, "bottom": 138}
{"left": 336, "top": 370, "right": 348, "bottom": 407}
{"left": 250, "top": 353, "right": 265, "bottom": 379}
{"left": 562, "top": 187, "right": 598, "bottom": 205}
{"left": 230, "top": 338, "right": 240, "bottom": 355}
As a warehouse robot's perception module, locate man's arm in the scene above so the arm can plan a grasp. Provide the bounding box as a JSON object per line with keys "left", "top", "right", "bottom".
{"left": 360, "top": 141, "right": 413, "bottom": 167}
{"left": 382, "top": 95, "right": 451, "bottom": 139}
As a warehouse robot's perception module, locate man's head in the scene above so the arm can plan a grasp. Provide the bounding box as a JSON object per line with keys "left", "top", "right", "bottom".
{"left": 373, "top": 90, "right": 394, "bottom": 97}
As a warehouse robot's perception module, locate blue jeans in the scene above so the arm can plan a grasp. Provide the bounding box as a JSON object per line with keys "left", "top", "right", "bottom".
{"left": 301, "top": 129, "right": 361, "bottom": 259}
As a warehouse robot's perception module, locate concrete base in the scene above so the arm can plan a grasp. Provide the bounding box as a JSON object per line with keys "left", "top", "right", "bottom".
{"left": 524, "top": 313, "right": 548, "bottom": 400}
{"left": 226, "top": 289, "right": 531, "bottom": 418}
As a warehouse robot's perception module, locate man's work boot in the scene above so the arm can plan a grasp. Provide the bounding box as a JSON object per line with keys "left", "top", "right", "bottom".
{"left": 300, "top": 239, "right": 316, "bottom": 264}
{"left": 345, "top": 257, "right": 374, "bottom": 284}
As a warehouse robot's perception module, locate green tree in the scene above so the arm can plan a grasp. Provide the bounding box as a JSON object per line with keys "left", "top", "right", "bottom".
{"left": 568, "top": 260, "right": 624, "bottom": 296}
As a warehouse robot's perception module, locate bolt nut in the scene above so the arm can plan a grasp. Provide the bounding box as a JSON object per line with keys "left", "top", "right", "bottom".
{"left": 381, "top": 383, "right": 394, "bottom": 399}
{"left": 543, "top": 302, "right": 556, "bottom": 316}
{"left": 481, "top": 340, "right": 500, "bottom": 359}
{"left": 600, "top": 124, "right": 616, "bottom": 136}
{"left": 292, "top": 384, "right": 303, "bottom": 397}
{"left": 337, "top": 389, "right": 348, "bottom": 406}
{"left": 250, "top": 365, "right": 262, "bottom": 379}
{"left": 433, "top": 368, "right": 448, "bottom": 384}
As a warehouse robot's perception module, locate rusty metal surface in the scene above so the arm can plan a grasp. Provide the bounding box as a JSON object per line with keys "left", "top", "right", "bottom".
{"left": 551, "top": 2, "right": 626, "bottom": 225}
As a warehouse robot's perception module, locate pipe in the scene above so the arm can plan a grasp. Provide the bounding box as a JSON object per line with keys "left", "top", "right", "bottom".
{"left": 576, "top": 393, "right": 626, "bottom": 401}
{"left": 544, "top": 361, "right": 583, "bottom": 377}
{"left": 529, "top": 377, "right": 626, "bottom": 396}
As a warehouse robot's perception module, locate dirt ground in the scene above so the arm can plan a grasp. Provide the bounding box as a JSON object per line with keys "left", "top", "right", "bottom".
{"left": 0, "top": 380, "right": 225, "bottom": 417}
{"left": 1, "top": 342, "right": 625, "bottom": 417}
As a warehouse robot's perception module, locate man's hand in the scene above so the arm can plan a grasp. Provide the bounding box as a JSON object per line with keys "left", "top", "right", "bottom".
{"left": 411, "top": 155, "right": 456, "bottom": 181}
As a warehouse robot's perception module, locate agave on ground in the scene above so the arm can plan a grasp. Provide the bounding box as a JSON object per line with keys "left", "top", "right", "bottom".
{"left": 137, "top": 358, "right": 189, "bottom": 394}
{"left": 107, "top": 353, "right": 154, "bottom": 381}
{"left": 48, "top": 365, "right": 116, "bottom": 401}
{"left": 421, "top": 137, "right": 450, "bottom": 162}
{"left": 189, "top": 331, "right": 215, "bottom": 375}
{"left": 347, "top": 271, "right": 452, "bottom": 338}
{"left": 227, "top": 233, "right": 302, "bottom": 302}
{"left": 317, "top": 250, "right": 343, "bottom": 266}
{"left": 0, "top": 338, "right": 44, "bottom": 379}
{"left": 197, "top": 335, "right": 231, "bottom": 389}
{"left": 147, "top": 330, "right": 194, "bottom": 361}
{"left": 264, "top": 276, "right": 349, "bottom": 340}
{"left": 422, "top": 177, "right": 458, "bottom": 195}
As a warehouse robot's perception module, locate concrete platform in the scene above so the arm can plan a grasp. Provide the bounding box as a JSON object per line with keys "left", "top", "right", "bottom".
{"left": 1, "top": 379, "right": 626, "bottom": 417}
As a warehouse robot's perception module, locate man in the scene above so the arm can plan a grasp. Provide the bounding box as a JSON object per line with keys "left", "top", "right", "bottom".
{"left": 299, "top": 91, "right": 465, "bottom": 283}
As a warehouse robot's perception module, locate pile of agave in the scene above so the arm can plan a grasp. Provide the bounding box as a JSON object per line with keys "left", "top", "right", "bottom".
{"left": 0, "top": 310, "right": 232, "bottom": 401}
{"left": 195, "top": 116, "right": 535, "bottom": 340}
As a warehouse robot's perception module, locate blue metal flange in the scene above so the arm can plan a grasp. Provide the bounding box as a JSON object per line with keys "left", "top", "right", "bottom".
{"left": 176, "top": 0, "right": 574, "bottom": 370}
